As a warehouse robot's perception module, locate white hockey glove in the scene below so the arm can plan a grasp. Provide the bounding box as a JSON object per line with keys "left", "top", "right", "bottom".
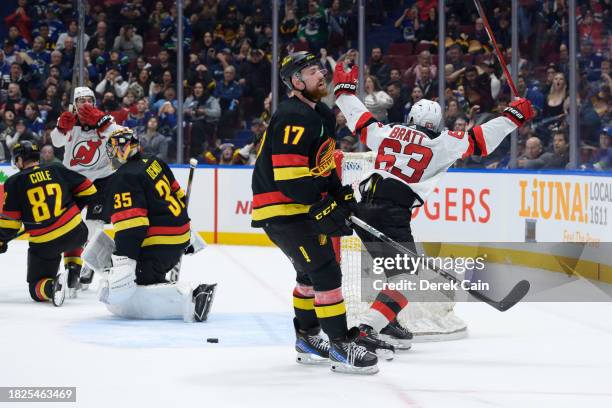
{"left": 98, "top": 255, "right": 137, "bottom": 305}
{"left": 184, "top": 230, "right": 207, "bottom": 256}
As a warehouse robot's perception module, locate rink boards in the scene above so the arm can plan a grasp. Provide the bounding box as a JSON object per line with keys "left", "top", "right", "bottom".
{"left": 1, "top": 164, "right": 611, "bottom": 280}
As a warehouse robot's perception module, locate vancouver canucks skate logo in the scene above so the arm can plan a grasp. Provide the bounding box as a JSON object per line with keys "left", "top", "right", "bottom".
{"left": 71, "top": 140, "right": 102, "bottom": 167}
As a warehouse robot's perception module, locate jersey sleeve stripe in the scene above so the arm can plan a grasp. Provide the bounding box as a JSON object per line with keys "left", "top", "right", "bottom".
{"left": 0, "top": 219, "right": 22, "bottom": 229}
{"left": 145, "top": 223, "right": 190, "bottom": 237}
{"left": 360, "top": 126, "right": 368, "bottom": 145}
{"left": 271, "top": 154, "right": 309, "bottom": 167}
{"left": 73, "top": 179, "right": 94, "bottom": 194}
{"left": 171, "top": 180, "right": 181, "bottom": 192}
{"left": 2, "top": 211, "right": 21, "bottom": 219}
{"left": 253, "top": 191, "right": 295, "bottom": 208}
{"left": 355, "top": 111, "right": 375, "bottom": 132}
{"left": 74, "top": 184, "right": 97, "bottom": 197}
{"left": 471, "top": 125, "right": 488, "bottom": 156}
{"left": 111, "top": 208, "right": 149, "bottom": 223}
{"left": 462, "top": 133, "right": 475, "bottom": 159}
{"left": 273, "top": 166, "right": 310, "bottom": 181}
{"left": 113, "top": 216, "right": 150, "bottom": 232}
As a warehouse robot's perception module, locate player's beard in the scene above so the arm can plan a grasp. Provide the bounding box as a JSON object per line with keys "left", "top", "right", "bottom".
{"left": 302, "top": 83, "right": 329, "bottom": 102}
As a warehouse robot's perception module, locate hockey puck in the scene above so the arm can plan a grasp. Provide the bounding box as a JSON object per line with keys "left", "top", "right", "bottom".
{"left": 206, "top": 338, "right": 219, "bottom": 343}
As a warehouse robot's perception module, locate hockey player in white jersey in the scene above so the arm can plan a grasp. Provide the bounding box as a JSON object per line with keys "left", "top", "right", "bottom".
{"left": 333, "top": 62, "right": 534, "bottom": 354}
{"left": 50, "top": 87, "right": 123, "bottom": 293}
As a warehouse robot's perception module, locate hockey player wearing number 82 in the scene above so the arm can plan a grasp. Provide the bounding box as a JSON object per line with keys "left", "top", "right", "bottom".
{"left": 333, "top": 62, "right": 535, "bottom": 349}
{"left": 98, "top": 127, "right": 215, "bottom": 322}
{"left": 0, "top": 141, "right": 96, "bottom": 306}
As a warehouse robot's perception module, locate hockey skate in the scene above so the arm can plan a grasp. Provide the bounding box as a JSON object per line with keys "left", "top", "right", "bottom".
{"left": 329, "top": 327, "right": 379, "bottom": 375}
{"left": 293, "top": 318, "right": 330, "bottom": 365}
{"left": 356, "top": 324, "right": 395, "bottom": 361}
{"left": 65, "top": 263, "right": 81, "bottom": 299}
{"left": 52, "top": 270, "right": 68, "bottom": 307}
{"left": 380, "top": 319, "right": 413, "bottom": 351}
{"left": 193, "top": 283, "right": 217, "bottom": 322}
{"left": 79, "top": 265, "right": 95, "bottom": 291}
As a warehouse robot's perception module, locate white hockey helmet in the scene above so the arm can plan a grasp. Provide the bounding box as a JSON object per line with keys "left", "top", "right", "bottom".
{"left": 407, "top": 99, "right": 442, "bottom": 132}
{"left": 73, "top": 86, "right": 96, "bottom": 105}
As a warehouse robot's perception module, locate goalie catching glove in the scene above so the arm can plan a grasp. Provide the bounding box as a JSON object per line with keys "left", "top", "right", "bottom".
{"left": 502, "top": 98, "right": 535, "bottom": 127}
{"left": 309, "top": 196, "right": 353, "bottom": 236}
{"left": 333, "top": 62, "right": 359, "bottom": 98}
{"left": 78, "top": 104, "right": 113, "bottom": 132}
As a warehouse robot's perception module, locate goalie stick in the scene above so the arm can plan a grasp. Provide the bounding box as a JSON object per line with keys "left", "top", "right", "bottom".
{"left": 167, "top": 158, "right": 198, "bottom": 282}
{"left": 348, "top": 215, "right": 530, "bottom": 312}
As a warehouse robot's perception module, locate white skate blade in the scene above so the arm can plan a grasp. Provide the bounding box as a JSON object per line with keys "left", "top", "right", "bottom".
{"left": 330, "top": 362, "right": 379, "bottom": 375}
{"left": 296, "top": 352, "right": 329, "bottom": 365}
{"left": 412, "top": 327, "right": 468, "bottom": 342}
{"left": 379, "top": 334, "right": 412, "bottom": 351}
{"left": 375, "top": 348, "right": 394, "bottom": 361}
{"left": 53, "top": 272, "right": 67, "bottom": 307}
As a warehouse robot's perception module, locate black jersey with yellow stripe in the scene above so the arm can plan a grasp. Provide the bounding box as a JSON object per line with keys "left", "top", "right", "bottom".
{"left": 251, "top": 96, "right": 341, "bottom": 227}
{"left": 106, "top": 154, "right": 190, "bottom": 260}
{"left": 0, "top": 163, "right": 96, "bottom": 245}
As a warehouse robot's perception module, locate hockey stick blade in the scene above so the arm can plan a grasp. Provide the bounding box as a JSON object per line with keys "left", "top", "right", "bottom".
{"left": 349, "top": 216, "right": 530, "bottom": 312}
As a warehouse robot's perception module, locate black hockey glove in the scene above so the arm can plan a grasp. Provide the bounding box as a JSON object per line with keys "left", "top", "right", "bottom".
{"left": 309, "top": 196, "right": 353, "bottom": 237}
{"left": 0, "top": 241, "right": 7, "bottom": 254}
{"left": 334, "top": 184, "right": 357, "bottom": 213}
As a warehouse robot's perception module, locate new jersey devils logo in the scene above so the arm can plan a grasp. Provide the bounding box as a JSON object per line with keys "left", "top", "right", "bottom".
{"left": 71, "top": 140, "right": 102, "bottom": 167}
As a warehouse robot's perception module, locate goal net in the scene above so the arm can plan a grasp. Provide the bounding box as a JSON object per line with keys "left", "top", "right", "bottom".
{"left": 335, "top": 151, "right": 468, "bottom": 342}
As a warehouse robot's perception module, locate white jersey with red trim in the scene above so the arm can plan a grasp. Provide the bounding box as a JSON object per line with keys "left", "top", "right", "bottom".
{"left": 335, "top": 94, "right": 517, "bottom": 205}
{"left": 50, "top": 121, "right": 122, "bottom": 181}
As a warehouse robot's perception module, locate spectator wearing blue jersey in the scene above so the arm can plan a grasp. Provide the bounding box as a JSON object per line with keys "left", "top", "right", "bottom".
{"left": 23, "top": 102, "right": 45, "bottom": 138}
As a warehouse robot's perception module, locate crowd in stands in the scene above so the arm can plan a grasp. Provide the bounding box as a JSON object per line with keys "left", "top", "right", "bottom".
{"left": 0, "top": 0, "right": 609, "bottom": 170}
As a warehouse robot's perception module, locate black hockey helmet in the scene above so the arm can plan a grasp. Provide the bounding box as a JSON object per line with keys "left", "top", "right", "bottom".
{"left": 106, "top": 126, "right": 139, "bottom": 164}
{"left": 12, "top": 140, "right": 40, "bottom": 164}
{"left": 280, "top": 51, "right": 320, "bottom": 90}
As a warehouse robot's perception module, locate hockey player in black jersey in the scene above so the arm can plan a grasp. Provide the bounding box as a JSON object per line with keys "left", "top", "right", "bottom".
{"left": 98, "top": 127, "right": 214, "bottom": 322}
{"left": 0, "top": 141, "right": 96, "bottom": 306}
{"left": 251, "top": 51, "right": 379, "bottom": 374}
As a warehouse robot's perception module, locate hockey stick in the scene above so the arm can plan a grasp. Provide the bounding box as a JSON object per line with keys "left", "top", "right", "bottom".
{"left": 167, "top": 158, "right": 199, "bottom": 282}
{"left": 349, "top": 215, "right": 530, "bottom": 312}
{"left": 473, "top": 0, "right": 519, "bottom": 98}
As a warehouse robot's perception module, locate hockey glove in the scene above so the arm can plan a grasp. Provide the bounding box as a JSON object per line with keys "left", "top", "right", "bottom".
{"left": 333, "top": 62, "right": 358, "bottom": 98}
{"left": 77, "top": 104, "right": 113, "bottom": 132}
{"left": 0, "top": 241, "right": 7, "bottom": 254}
{"left": 57, "top": 111, "right": 77, "bottom": 134}
{"left": 502, "top": 98, "right": 535, "bottom": 127}
{"left": 309, "top": 196, "right": 353, "bottom": 237}
{"left": 334, "top": 184, "right": 357, "bottom": 213}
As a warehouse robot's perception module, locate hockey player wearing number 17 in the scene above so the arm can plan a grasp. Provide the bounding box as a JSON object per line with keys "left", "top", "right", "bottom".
{"left": 96, "top": 127, "right": 215, "bottom": 322}
{"left": 333, "top": 62, "right": 535, "bottom": 354}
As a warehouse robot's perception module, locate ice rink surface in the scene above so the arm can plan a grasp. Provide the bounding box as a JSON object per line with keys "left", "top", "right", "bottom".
{"left": 1, "top": 241, "right": 612, "bottom": 408}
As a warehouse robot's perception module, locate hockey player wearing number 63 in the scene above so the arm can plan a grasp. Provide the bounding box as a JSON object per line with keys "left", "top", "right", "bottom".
{"left": 50, "top": 87, "right": 125, "bottom": 293}
{"left": 0, "top": 141, "right": 96, "bottom": 306}
{"left": 333, "top": 61, "right": 535, "bottom": 353}
{"left": 96, "top": 127, "right": 215, "bottom": 322}
{"left": 251, "top": 51, "right": 378, "bottom": 374}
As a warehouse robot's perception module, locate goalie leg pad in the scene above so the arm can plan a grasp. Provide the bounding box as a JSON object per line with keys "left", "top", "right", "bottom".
{"left": 82, "top": 230, "right": 116, "bottom": 271}
{"left": 98, "top": 255, "right": 137, "bottom": 305}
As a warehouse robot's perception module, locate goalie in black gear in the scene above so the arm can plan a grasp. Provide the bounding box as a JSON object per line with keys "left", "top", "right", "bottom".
{"left": 251, "top": 51, "right": 378, "bottom": 374}
{"left": 0, "top": 141, "right": 95, "bottom": 306}
{"left": 96, "top": 127, "right": 214, "bottom": 322}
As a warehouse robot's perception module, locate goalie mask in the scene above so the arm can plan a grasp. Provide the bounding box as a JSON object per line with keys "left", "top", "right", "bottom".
{"left": 106, "top": 127, "right": 139, "bottom": 165}
{"left": 407, "top": 99, "right": 443, "bottom": 133}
